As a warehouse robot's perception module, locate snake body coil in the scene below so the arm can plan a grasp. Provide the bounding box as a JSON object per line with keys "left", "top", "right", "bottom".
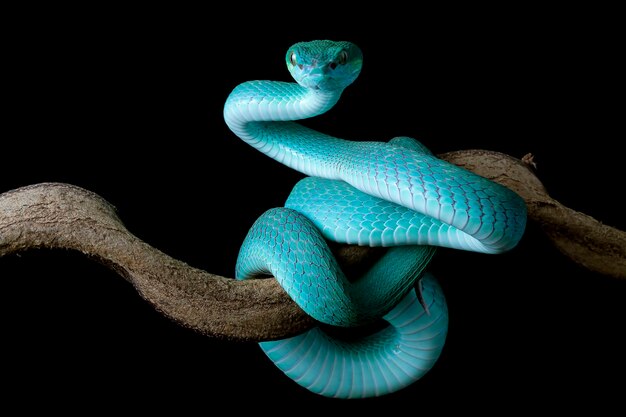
{"left": 225, "top": 40, "right": 526, "bottom": 398}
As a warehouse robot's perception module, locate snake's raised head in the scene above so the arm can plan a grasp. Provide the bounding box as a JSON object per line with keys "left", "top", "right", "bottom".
{"left": 286, "top": 40, "right": 362, "bottom": 91}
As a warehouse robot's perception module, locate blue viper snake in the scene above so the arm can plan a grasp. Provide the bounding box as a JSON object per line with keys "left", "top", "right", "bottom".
{"left": 224, "top": 40, "right": 527, "bottom": 398}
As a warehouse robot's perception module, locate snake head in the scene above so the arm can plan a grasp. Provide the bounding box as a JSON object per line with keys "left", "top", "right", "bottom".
{"left": 286, "top": 40, "right": 363, "bottom": 91}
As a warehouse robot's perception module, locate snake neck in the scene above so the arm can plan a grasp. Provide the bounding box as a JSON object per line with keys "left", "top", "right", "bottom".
{"left": 224, "top": 80, "right": 348, "bottom": 178}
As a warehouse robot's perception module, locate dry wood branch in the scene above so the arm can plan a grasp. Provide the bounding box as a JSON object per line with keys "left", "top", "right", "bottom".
{"left": 0, "top": 183, "right": 315, "bottom": 341}
{"left": 1, "top": 151, "right": 624, "bottom": 341}
{"left": 441, "top": 150, "right": 626, "bottom": 279}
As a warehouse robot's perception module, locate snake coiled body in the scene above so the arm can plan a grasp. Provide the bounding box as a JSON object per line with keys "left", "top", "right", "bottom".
{"left": 224, "top": 40, "right": 526, "bottom": 398}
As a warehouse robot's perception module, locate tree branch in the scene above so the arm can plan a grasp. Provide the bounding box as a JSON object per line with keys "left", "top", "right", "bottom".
{"left": 1, "top": 151, "right": 624, "bottom": 342}
{"left": 441, "top": 150, "right": 626, "bottom": 279}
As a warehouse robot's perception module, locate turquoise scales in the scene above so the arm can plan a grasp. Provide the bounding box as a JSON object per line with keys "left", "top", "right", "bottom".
{"left": 225, "top": 40, "right": 527, "bottom": 398}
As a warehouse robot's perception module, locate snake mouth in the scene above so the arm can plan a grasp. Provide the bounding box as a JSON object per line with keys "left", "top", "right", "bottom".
{"left": 299, "top": 73, "right": 324, "bottom": 90}
{"left": 299, "top": 72, "right": 340, "bottom": 91}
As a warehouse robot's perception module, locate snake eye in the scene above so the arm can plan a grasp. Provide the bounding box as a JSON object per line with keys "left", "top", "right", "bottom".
{"left": 289, "top": 51, "right": 297, "bottom": 66}
{"left": 337, "top": 50, "right": 348, "bottom": 65}
{"left": 329, "top": 50, "right": 349, "bottom": 70}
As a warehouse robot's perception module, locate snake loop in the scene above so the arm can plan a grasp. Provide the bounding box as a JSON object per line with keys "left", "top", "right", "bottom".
{"left": 225, "top": 40, "right": 526, "bottom": 398}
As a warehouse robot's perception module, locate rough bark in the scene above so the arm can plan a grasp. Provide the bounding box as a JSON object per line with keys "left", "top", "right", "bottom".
{"left": 1, "top": 151, "right": 624, "bottom": 341}
{"left": 441, "top": 150, "right": 626, "bottom": 279}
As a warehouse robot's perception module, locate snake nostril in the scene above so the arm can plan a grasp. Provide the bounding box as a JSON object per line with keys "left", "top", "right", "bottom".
{"left": 329, "top": 62, "right": 337, "bottom": 70}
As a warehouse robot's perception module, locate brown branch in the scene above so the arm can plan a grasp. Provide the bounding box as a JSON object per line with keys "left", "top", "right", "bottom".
{"left": 0, "top": 183, "right": 318, "bottom": 342}
{"left": 441, "top": 150, "right": 626, "bottom": 279}
{"left": 1, "top": 151, "right": 624, "bottom": 342}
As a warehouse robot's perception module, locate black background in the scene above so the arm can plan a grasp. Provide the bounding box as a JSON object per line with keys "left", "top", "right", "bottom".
{"left": 2, "top": 5, "right": 624, "bottom": 411}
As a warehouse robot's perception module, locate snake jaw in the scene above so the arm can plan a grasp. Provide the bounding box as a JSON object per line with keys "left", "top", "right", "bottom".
{"left": 295, "top": 64, "right": 357, "bottom": 91}
{"left": 298, "top": 69, "right": 325, "bottom": 90}
{"left": 302, "top": 65, "right": 342, "bottom": 90}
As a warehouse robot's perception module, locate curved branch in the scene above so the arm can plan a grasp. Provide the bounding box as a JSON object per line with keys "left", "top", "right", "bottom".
{"left": 441, "top": 150, "right": 626, "bottom": 279}
{"left": 0, "top": 183, "right": 315, "bottom": 341}
{"left": 1, "top": 151, "right": 624, "bottom": 342}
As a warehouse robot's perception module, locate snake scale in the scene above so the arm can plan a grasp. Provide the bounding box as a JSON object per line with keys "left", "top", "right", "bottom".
{"left": 224, "top": 40, "right": 527, "bottom": 398}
